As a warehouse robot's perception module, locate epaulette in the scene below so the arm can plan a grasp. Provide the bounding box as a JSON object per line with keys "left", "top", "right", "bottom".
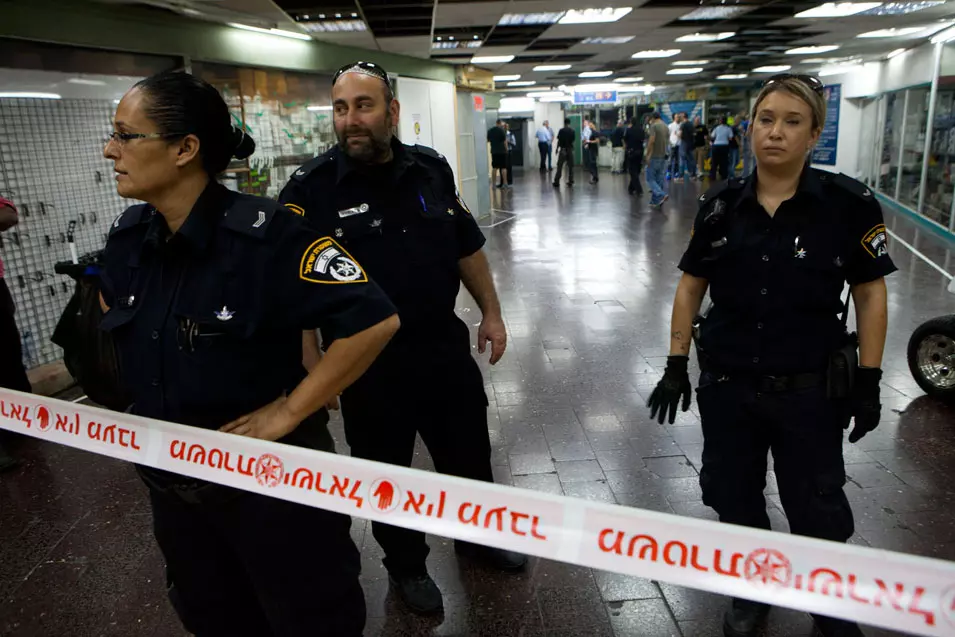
{"left": 108, "top": 204, "right": 152, "bottom": 236}
{"left": 411, "top": 144, "right": 449, "bottom": 165}
{"left": 826, "top": 171, "right": 875, "bottom": 203}
{"left": 697, "top": 177, "right": 744, "bottom": 208}
{"left": 221, "top": 193, "right": 279, "bottom": 239}
{"left": 289, "top": 147, "right": 338, "bottom": 182}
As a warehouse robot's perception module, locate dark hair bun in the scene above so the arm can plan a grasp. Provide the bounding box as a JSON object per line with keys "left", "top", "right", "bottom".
{"left": 231, "top": 126, "right": 256, "bottom": 160}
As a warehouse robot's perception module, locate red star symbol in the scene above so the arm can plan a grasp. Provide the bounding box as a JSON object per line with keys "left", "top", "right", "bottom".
{"left": 255, "top": 454, "right": 284, "bottom": 487}
{"left": 744, "top": 549, "right": 792, "bottom": 588}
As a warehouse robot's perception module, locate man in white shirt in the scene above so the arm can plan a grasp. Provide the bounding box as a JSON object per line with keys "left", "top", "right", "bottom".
{"left": 536, "top": 121, "right": 553, "bottom": 173}
{"left": 668, "top": 113, "right": 682, "bottom": 181}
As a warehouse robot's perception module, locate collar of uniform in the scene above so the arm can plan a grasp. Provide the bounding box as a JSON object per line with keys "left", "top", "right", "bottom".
{"left": 733, "top": 166, "right": 826, "bottom": 212}
{"left": 142, "top": 181, "right": 225, "bottom": 253}
{"left": 335, "top": 137, "right": 415, "bottom": 185}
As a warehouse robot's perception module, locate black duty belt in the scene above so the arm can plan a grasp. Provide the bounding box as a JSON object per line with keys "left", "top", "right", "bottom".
{"left": 705, "top": 369, "right": 826, "bottom": 393}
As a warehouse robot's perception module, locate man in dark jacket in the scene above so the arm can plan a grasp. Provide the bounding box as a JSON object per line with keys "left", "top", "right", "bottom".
{"left": 553, "top": 118, "right": 576, "bottom": 188}
{"left": 623, "top": 117, "right": 645, "bottom": 196}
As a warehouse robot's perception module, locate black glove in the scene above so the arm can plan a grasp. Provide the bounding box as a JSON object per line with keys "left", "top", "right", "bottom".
{"left": 848, "top": 367, "right": 882, "bottom": 443}
{"left": 647, "top": 356, "right": 692, "bottom": 425}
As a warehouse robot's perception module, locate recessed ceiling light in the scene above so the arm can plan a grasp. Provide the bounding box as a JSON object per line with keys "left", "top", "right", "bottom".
{"left": 667, "top": 67, "right": 704, "bottom": 75}
{"left": 632, "top": 49, "right": 681, "bottom": 59}
{"left": 582, "top": 36, "right": 635, "bottom": 44}
{"left": 351, "top": 12, "right": 358, "bottom": 17}
{"left": 307, "top": 105, "right": 333, "bottom": 111}
{"left": 679, "top": 6, "right": 747, "bottom": 20}
{"left": 857, "top": 26, "right": 932, "bottom": 37}
{"left": 675, "top": 32, "right": 735, "bottom": 42}
{"left": 753, "top": 65, "right": 792, "bottom": 73}
{"left": 578, "top": 71, "right": 613, "bottom": 77}
{"left": 68, "top": 78, "right": 108, "bottom": 86}
{"left": 860, "top": 1, "right": 944, "bottom": 15}
{"left": 717, "top": 74, "right": 749, "bottom": 80}
{"left": 615, "top": 77, "right": 644, "bottom": 82}
{"left": 508, "top": 81, "right": 537, "bottom": 86}
{"left": 672, "top": 60, "right": 710, "bottom": 66}
{"left": 887, "top": 48, "right": 907, "bottom": 58}
{"left": 303, "top": 20, "right": 367, "bottom": 33}
{"left": 0, "top": 92, "right": 61, "bottom": 99}
{"left": 228, "top": 23, "right": 311, "bottom": 40}
{"left": 795, "top": 3, "right": 883, "bottom": 19}
{"left": 533, "top": 64, "right": 572, "bottom": 71}
{"left": 473, "top": 55, "right": 516, "bottom": 64}
{"left": 559, "top": 8, "right": 633, "bottom": 24}
{"left": 493, "top": 74, "right": 521, "bottom": 81}
{"left": 786, "top": 45, "right": 841, "bottom": 54}
{"left": 432, "top": 40, "right": 481, "bottom": 49}
{"left": 498, "top": 12, "right": 565, "bottom": 25}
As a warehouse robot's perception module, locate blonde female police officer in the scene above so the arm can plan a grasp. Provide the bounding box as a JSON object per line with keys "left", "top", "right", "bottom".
{"left": 100, "top": 71, "right": 399, "bottom": 636}
{"left": 647, "top": 74, "right": 895, "bottom": 637}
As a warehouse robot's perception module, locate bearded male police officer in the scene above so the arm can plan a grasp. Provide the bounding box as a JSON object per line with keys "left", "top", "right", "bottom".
{"left": 279, "top": 61, "right": 526, "bottom": 615}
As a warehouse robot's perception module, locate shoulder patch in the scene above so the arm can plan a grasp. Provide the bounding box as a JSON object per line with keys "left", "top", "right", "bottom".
{"left": 861, "top": 224, "right": 889, "bottom": 258}
{"left": 290, "top": 148, "right": 338, "bottom": 182}
{"left": 830, "top": 172, "right": 874, "bottom": 202}
{"left": 109, "top": 204, "right": 152, "bottom": 236}
{"left": 299, "top": 237, "right": 368, "bottom": 284}
{"left": 222, "top": 194, "right": 279, "bottom": 239}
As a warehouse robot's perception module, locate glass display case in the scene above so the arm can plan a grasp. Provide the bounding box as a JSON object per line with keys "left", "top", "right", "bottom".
{"left": 923, "top": 85, "right": 955, "bottom": 228}
{"left": 878, "top": 92, "right": 902, "bottom": 195}
{"left": 898, "top": 87, "right": 930, "bottom": 209}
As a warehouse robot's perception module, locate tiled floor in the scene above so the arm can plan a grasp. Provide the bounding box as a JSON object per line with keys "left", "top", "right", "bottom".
{"left": 2, "top": 167, "right": 954, "bottom": 636}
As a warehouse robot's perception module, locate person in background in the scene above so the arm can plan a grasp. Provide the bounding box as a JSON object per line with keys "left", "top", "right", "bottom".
{"left": 710, "top": 116, "right": 734, "bottom": 181}
{"left": 581, "top": 117, "right": 597, "bottom": 184}
{"left": 101, "top": 70, "right": 400, "bottom": 636}
{"left": 679, "top": 112, "right": 696, "bottom": 181}
{"left": 536, "top": 120, "right": 553, "bottom": 173}
{"left": 610, "top": 118, "right": 626, "bottom": 174}
{"left": 647, "top": 73, "right": 894, "bottom": 637}
{"left": 739, "top": 111, "right": 753, "bottom": 177}
{"left": 668, "top": 113, "right": 682, "bottom": 181}
{"left": 623, "top": 116, "right": 645, "bottom": 196}
{"left": 553, "top": 117, "right": 576, "bottom": 188}
{"left": 645, "top": 111, "right": 669, "bottom": 208}
{"left": 505, "top": 123, "right": 516, "bottom": 187}
{"left": 728, "top": 116, "right": 741, "bottom": 178}
{"left": 545, "top": 120, "right": 555, "bottom": 171}
{"left": 693, "top": 115, "right": 709, "bottom": 180}
{"left": 0, "top": 196, "right": 28, "bottom": 473}
{"left": 487, "top": 119, "right": 508, "bottom": 189}
{"left": 280, "top": 60, "right": 526, "bottom": 616}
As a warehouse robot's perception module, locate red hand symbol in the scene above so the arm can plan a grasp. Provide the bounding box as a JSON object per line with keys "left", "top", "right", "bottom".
{"left": 373, "top": 481, "right": 395, "bottom": 510}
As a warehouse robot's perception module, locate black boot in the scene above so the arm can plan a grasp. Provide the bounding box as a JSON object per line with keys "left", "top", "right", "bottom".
{"left": 812, "top": 615, "right": 865, "bottom": 637}
{"left": 454, "top": 540, "right": 527, "bottom": 571}
{"left": 388, "top": 572, "right": 443, "bottom": 615}
{"left": 723, "top": 598, "right": 769, "bottom": 637}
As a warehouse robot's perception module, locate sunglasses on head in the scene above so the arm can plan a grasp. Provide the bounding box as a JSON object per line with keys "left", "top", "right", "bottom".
{"left": 763, "top": 73, "right": 825, "bottom": 95}
{"left": 333, "top": 61, "right": 391, "bottom": 87}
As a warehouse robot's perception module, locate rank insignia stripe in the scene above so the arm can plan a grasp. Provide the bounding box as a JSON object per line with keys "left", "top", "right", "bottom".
{"left": 299, "top": 237, "right": 368, "bottom": 284}
{"left": 284, "top": 203, "right": 305, "bottom": 216}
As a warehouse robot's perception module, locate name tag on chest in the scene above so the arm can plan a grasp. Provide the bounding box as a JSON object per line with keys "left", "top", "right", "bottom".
{"left": 338, "top": 203, "right": 370, "bottom": 218}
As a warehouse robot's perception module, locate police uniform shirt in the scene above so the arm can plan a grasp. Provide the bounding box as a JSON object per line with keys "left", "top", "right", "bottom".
{"left": 278, "top": 139, "right": 486, "bottom": 348}
{"left": 99, "top": 182, "right": 396, "bottom": 431}
{"left": 679, "top": 168, "right": 897, "bottom": 375}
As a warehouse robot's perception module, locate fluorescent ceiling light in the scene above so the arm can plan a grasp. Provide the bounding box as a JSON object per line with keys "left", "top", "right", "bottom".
{"left": 717, "top": 74, "right": 749, "bottom": 79}
{"left": 493, "top": 74, "right": 521, "bottom": 81}
{"left": 473, "top": 55, "right": 515, "bottom": 64}
{"left": 859, "top": 1, "right": 944, "bottom": 15}
{"left": 818, "top": 64, "right": 863, "bottom": 76}
{"left": 432, "top": 40, "right": 482, "bottom": 49}
{"left": 887, "top": 48, "right": 907, "bottom": 58}
{"left": 679, "top": 6, "right": 747, "bottom": 20}
{"left": 500, "top": 97, "right": 536, "bottom": 112}
{"left": 303, "top": 20, "right": 367, "bottom": 33}
{"left": 559, "top": 8, "right": 633, "bottom": 24}
{"left": 498, "top": 12, "right": 565, "bottom": 25}
{"left": 931, "top": 25, "right": 955, "bottom": 43}
{"left": 794, "top": 3, "right": 883, "bottom": 18}
{"left": 0, "top": 92, "right": 61, "bottom": 99}
{"left": 307, "top": 105, "right": 333, "bottom": 111}
{"left": 533, "top": 64, "right": 572, "bottom": 71}
{"left": 675, "top": 32, "right": 735, "bottom": 42}
{"left": 786, "top": 45, "right": 841, "bottom": 54}
{"left": 582, "top": 36, "right": 635, "bottom": 44}
{"left": 508, "top": 81, "right": 536, "bottom": 86}
{"left": 666, "top": 67, "right": 704, "bottom": 75}
{"left": 228, "top": 23, "right": 311, "bottom": 40}
{"left": 753, "top": 65, "right": 792, "bottom": 73}
{"left": 579, "top": 71, "right": 613, "bottom": 78}
{"left": 632, "top": 49, "right": 681, "bottom": 59}
{"left": 673, "top": 60, "right": 710, "bottom": 66}
{"left": 615, "top": 77, "right": 644, "bottom": 82}
{"left": 68, "top": 78, "right": 107, "bottom": 86}
{"left": 528, "top": 91, "right": 566, "bottom": 98}
{"left": 857, "top": 26, "right": 930, "bottom": 37}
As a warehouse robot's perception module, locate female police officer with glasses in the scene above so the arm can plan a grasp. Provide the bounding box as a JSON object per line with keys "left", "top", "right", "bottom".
{"left": 101, "top": 71, "right": 399, "bottom": 636}
{"left": 647, "top": 74, "right": 896, "bottom": 637}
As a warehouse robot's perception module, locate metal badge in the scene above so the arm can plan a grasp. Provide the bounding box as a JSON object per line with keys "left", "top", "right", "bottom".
{"left": 338, "top": 203, "right": 370, "bottom": 218}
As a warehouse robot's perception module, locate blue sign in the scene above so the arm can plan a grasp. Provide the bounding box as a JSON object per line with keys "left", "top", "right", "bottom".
{"left": 663, "top": 101, "right": 702, "bottom": 124}
{"left": 574, "top": 91, "right": 617, "bottom": 104}
{"left": 812, "top": 84, "right": 840, "bottom": 166}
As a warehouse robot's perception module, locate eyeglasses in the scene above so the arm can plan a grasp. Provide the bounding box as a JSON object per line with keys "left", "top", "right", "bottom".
{"left": 104, "top": 131, "right": 185, "bottom": 146}
{"left": 332, "top": 60, "right": 392, "bottom": 88}
{"left": 763, "top": 73, "right": 825, "bottom": 95}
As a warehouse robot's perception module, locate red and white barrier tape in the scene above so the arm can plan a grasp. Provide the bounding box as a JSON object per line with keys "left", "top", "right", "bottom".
{"left": 1, "top": 388, "right": 954, "bottom": 636}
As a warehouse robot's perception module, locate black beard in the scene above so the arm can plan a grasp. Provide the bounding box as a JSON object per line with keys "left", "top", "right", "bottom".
{"left": 338, "top": 133, "right": 392, "bottom": 163}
